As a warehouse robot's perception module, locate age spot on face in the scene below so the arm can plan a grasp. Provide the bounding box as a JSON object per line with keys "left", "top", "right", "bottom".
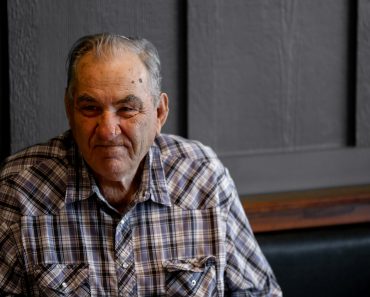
{"left": 138, "top": 78, "right": 143, "bottom": 83}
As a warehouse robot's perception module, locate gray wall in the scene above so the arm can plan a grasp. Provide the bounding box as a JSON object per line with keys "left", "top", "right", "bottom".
{"left": 2, "top": 0, "right": 370, "bottom": 195}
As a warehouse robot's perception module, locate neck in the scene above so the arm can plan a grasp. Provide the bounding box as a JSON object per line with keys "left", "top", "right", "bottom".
{"left": 95, "top": 169, "right": 141, "bottom": 214}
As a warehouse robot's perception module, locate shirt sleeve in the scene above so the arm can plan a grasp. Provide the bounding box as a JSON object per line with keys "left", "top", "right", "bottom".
{"left": 0, "top": 222, "right": 26, "bottom": 296}
{"left": 223, "top": 173, "right": 282, "bottom": 297}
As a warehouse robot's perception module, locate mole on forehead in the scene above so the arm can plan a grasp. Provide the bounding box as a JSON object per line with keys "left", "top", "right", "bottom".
{"left": 131, "top": 78, "right": 143, "bottom": 84}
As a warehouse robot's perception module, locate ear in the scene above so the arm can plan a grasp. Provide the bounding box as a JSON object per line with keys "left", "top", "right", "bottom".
{"left": 155, "top": 92, "right": 169, "bottom": 135}
{"left": 64, "top": 90, "right": 74, "bottom": 127}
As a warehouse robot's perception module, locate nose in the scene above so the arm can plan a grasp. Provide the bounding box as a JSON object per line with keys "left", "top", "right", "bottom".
{"left": 96, "top": 111, "right": 121, "bottom": 141}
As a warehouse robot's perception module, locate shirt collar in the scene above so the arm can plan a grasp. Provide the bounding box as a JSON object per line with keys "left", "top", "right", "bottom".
{"left": 65, "top": 139, "right": 95, "bottom": 205}
{"left": 64, "top": 135, "right": 171, "bottom": 207}
{"left": 134, "top": 141, "right": 171, "bottom": 207}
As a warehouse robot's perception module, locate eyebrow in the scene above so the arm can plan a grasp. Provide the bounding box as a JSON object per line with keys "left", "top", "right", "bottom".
{"left": 116, "top": 94, "right": 144, "bottom": 109}
{"left": 76, "top": 94, "right": 144, "bottom": 109}
{"left": 76, "top": 95, "right": 96, "bottom": 104}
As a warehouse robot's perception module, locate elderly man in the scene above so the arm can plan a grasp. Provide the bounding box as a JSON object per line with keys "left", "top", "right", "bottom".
{"left": 0, "top": 33, "right": 281, "bottom": 296}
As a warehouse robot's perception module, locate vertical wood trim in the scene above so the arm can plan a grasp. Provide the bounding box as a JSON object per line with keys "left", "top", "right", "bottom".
{"left": 176, "top": 0, "right": 188, "bottom": 138}
{"left": 0, "top": 1, "right": 10, "bottom": 161}
{"left": 357, "top": 0, "right": 370, "bottom": 146}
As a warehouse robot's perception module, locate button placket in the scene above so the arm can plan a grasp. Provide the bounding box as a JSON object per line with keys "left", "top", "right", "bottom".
{"left": 115, "top": 212, "right": 137, "bottom": 296}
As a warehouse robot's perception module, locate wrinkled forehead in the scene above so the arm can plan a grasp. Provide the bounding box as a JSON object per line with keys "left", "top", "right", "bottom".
{"left": 72, "top": 52, "right": 152, "bottom": 100}
{"left": 76, "top": 51, "right": 148, "bottom": 80}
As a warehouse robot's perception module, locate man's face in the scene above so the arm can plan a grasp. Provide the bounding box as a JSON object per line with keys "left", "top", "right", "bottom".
{"left": 65, "top": 51, "right": 168, "bottom": 182}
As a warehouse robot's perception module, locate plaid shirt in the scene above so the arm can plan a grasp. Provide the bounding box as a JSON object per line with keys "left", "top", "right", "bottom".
{"left": 0, "top": 131, "right": 281, "bottom": 296}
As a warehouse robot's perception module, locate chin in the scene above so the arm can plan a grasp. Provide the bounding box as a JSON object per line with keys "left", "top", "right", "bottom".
{"left": 96, "top": 165, "right": 128, "bottom": 181}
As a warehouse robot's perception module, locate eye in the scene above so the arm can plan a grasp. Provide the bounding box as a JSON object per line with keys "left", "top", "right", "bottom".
{"left": 120, "top": 107, "right": 134, "bottom": 112}
{"left": 78, "top": 105, "right": 101, "bottom": 117}
{"left": 118, "top": 106, "right": 140, "bottom": 118}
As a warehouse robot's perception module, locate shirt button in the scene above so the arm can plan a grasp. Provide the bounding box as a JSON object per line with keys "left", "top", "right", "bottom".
{"left": 62, "top": 282, "right": 67, "bottom": 288}
{"left": 191, "top": 280, "right": 197, "bottom": 286}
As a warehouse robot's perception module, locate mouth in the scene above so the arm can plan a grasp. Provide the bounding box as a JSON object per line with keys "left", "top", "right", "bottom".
{"left": 94, "top": 144, "right": 125, "bottom": 152}
{"left": 92, "top": 145, "right": 127, "bottom": 160}
{"left": 95, "top": 144, "right": 123, "bottom": 148}
{"left": 93, "top": 144, "right": 125, "bottom": 152}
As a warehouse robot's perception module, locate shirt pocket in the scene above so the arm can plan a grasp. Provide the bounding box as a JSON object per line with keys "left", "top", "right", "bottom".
{"left": 32, "top": 263, "right": 90, "bottom": 297}
{"left": 163, "top": 256, "right": 218, "bottom": 297}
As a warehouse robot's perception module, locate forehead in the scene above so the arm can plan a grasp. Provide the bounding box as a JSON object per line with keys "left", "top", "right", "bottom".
{"left": 75, "top": 51, "right": 148, "bottom": 87}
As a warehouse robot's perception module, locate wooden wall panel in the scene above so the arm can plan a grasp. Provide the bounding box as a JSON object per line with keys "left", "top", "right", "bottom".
{"left": 187, "top": 0, "right": 369, "bottom": 195}
{"left": 188, "top": 0, "right": 352, "bottom": 155}
{"left": 7, "top": 0, "right": 186, "bottom": 153}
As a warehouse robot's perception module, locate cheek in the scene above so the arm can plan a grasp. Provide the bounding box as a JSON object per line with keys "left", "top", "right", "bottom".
{"left": 71, "top": 117, "right": 95, "bottom": 146}
{"left": 123, "top": 116, "right": 156, "bottom": 143}
{"left": 141, "top": 114, "right": 157, "bottom": 135}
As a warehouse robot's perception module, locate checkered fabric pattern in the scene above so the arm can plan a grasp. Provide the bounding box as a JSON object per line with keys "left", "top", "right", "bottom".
{"left": 0, "top": 131, "right": 281, "bottom": 296}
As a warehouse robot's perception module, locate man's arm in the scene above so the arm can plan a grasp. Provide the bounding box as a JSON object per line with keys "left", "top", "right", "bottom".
{"left": 0, "top": 222, "right": 25, "bottom": 296}
{"left": 223, "top": 175, "right": 282, "bottom": 296}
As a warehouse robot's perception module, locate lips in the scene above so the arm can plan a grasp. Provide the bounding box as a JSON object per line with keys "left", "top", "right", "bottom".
{"left": 93, "top": 144, "right": 126, "bottom": 156}
{"left": 94, "top": 144, "right": 123, "bottom": 148}
{"left": 90, "top": 139, "right": 132, "bottom": 157}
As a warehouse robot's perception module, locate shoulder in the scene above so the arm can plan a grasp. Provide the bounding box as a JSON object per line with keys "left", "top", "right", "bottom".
{"left": 155, "top": 134, "right": 222, "bottom": 176}
{"left": 0, "top": 132, "right": 72, "bottom": 221}
{"left": 155, "top": 134, "right": 218, "bottom": 161}
{"left": 155, "top": 134, "right": 237, "bottom": 209}
{"left": 0, "top": 131, "right": 72, "bottom": 182}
